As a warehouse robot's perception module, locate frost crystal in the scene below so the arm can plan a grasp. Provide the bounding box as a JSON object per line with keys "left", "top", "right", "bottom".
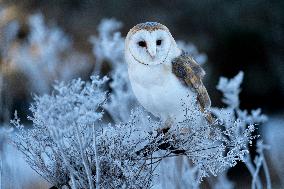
{"left": 9, "top": 18, "right": 270, "bottom": 189}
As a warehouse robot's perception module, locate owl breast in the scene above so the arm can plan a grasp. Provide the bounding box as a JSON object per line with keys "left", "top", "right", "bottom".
{"left": 128, "top": 62, "right": 198, "bottom": 122}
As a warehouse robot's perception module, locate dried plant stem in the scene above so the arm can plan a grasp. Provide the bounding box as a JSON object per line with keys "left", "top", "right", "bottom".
{"left": 93, "top": 126, "right": 101, "bottom": 189}
{"left": 57, "top": 140, "right": 77, "bottom": 189}
{"left": 75, "top": 127, "right": 95, "bottom": 189}
{"left": 251, "top": 156, "right": 263, "bottom": 189}
{"left": 245, "top": 155, "right": 262, "bottom": 189}
{"left": 262, "top": 155, "right": 271, "bottom": 189}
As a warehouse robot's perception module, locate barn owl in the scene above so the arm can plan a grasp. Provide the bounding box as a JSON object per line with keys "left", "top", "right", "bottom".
{"left": 125, "top": 22, "right": 214, "bottom": 124}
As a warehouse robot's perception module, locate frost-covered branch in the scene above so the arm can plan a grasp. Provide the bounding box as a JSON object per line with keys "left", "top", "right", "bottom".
{"left": 90, "top": 19, "right": 136, "bottom": 123}
{"left": 11, "top": 72, "right": 260, "bottom": 188}
{"left": 1, "top": 12, "right": 91, "bottom": 94}
{"left": 9, "top": 18, "right": 270, "bottom": 189}
{"left": 93, "top": 125, "right": 101, "bottom": 189}
{"left": 12, "top": 76, "right": 108, "bottom": 188}
{"left": 215, "top": 71, "right": 269, "bottom": 189}
{"left": 252, "top": 141, "right": 271, "bottom": 189}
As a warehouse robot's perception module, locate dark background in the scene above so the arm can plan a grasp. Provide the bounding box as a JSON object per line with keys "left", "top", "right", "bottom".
{"left": 4, "top": 0, "right": 283, "bottom": 114}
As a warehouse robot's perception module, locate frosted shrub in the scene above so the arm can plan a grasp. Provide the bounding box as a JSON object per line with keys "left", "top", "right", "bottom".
{"left": 90, "top": 19, "right": 136, "bottom": 123}
{"left": 0, "top": 11, "right": 91, "bottom": 123}
{"left": 3, "top": 13, "right": 91, "bottom": 94}
{"left": 11, "top": 71, "right": 264, "bottom": 188}
{"left": 11, "top": 76, "right": 158, "bottom": 188}
{"left": 12, "top": 76, "right": 108, "bottom": 188}
{"left": 90, "top": 18, "right": 125, "bottom": 73}
{"left": 214, "top": 72, "right": 270, "bottom": 189}
{"left": 11, "top": 18, "right": 270, "bottom": 189}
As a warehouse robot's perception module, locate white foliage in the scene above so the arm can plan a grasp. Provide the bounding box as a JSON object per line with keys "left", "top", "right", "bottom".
{"left": 104, "top": 63, "right": 137, "bottom": 123}
{"left": 9, "top": 18, "right": 271, "bottom": 189}
{"left": 90, "top": 18, "right": 137, "bottom": 123}
{"left": 11, "top": 72, "right": 259, "bottom": 188}
{"left": 176, "top": 41, "right": 207, "bottom": 65}
{"left": 214, "top": 71, "right": 270, "bottom": 189}
{"left": 89, "top": 18, "right": 124, "bottom": 72}
{"left": 217, "top": 71, "right": 244, "bottom": 109}
{"left": 12, "top": 76, "right": 108, "bottom": 188}
{"left": 4, "top": 13, "right": 91, "bottom": 94}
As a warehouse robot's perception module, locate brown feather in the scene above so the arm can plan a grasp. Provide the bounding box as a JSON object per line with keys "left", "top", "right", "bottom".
{"left": 172, "top": 52, "right": 215, "bottom": 124}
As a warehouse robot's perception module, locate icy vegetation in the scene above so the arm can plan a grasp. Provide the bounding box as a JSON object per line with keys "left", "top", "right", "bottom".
{"left": 12, "top": 71, "right": 264, "bottom": 189}
{"left": 0, "top": 12, "right": 92, "bottom": 123}
{"left": 1, "top": 13, "right": 91, "bottom": 94}
{"left": 90, "top": 19, "right": 136, "bottom": 123}
{"left": 0, "top": 11, "right": 272, "bottom": 189}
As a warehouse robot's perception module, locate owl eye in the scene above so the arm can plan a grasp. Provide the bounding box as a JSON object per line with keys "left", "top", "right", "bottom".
{"left": 138, "top": 41, "right": 147, "bottom": 47}
{"left": 156, "top": 39, "right": 162, "bottom": 46}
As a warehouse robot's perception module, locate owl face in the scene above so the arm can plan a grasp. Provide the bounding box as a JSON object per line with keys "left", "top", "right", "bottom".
{"left": 126, "top": 23, "right": 177, "bottom": 66}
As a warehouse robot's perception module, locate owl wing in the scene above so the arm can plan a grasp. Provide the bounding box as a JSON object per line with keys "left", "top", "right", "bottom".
{"left": 172, "top": 52, "right": 214, "bottom": 123}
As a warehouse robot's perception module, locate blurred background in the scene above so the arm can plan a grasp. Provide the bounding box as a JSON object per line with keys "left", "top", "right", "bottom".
{"left": 0, "top": 0, "right": 283, "bottom": 188}
{"left": 1, "top": 0, "right": 283, "bottom": 115}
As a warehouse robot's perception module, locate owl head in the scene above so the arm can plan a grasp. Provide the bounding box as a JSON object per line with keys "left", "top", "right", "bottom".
{"left": 125, "top": 22, "right": 180, "bottom": 66}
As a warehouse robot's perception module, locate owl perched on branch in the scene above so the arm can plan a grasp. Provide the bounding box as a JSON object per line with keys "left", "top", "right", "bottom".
{"left": 125, "top": 22, "right": 214, "bottom": 124}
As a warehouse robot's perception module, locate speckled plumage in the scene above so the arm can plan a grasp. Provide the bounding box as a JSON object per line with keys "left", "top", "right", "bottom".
{"left": 130, "top": 22, "right": 168, "bottom": 34}
{"left": 172, "top": 52, "right": 209, "bottom": 107}
{"left": 172, "top": 53, "right": 215, "bottom": 123}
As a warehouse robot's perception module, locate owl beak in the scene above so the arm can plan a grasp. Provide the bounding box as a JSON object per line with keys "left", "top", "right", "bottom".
{"left": 147, "top": 46, "right": 156, "bottom": 59}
